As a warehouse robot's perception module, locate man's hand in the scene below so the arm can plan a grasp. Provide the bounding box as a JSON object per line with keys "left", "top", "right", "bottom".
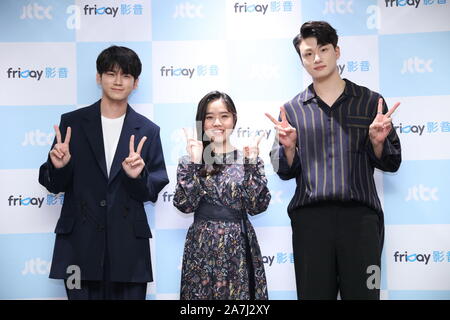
{"left": 50, "top": 125, "right": 72, "bottom": 169}
{"left": 265, "top": 106, "right": 297, "bottom": 166}
{"left": 122, "top": 135, "right": 147, "bottom": 179}
{"left": 369, "top": 98, "right": 400, "bottom": 158}
{"left": 265, "top": 106, "right": 297, "bottom": 150}
{"left": 369, "top": 98, "right": 400, "bottom": 159}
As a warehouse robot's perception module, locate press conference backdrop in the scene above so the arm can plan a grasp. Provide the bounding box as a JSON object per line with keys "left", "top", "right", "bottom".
{"left": 1, "top": 0, "right": 449, "bottom": 300}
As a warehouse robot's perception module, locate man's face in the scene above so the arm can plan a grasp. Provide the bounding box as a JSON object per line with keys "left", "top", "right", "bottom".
{"left": 298, "top": 37, "right": 340, "bottom": 80}
{"left": 96, "top": 67, "right": 138, "bottom": 103}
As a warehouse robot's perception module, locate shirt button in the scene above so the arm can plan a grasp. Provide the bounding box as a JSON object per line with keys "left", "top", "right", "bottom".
{"left": 100, "top": 200, "right": 107, "bottom": 207}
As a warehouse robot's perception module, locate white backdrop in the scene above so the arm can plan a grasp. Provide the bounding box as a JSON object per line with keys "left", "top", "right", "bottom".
{"left": 1, "top": 0, "right": 450, "bottom": 300}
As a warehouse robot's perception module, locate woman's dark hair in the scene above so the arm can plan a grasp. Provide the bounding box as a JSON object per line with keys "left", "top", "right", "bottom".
{"left": 96, "top": 45, "right": 142, "bottom": 79}
{"left": 293, "top": 21, "right": 338, "bottom": 60}
{"left": 195, "top": 91, "right": 237, "bottom": 176}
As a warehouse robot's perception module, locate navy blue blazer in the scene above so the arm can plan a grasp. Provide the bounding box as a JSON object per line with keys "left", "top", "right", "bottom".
{"left": 39, "top": 100, "right": 169, "bottom": 283}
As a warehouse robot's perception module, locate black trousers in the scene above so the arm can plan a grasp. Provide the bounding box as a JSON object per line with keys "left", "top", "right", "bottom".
{"left": 290, "top": 201, "right": 382, "bottom": 300}
{"left": 64, "top": 228, "right": 147, "bottom": 300}
{"left": 64, "top": 280, "right": 147, "bottom": 300}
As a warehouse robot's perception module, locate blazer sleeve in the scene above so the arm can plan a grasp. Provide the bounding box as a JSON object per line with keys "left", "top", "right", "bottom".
{"left": 122, "top": 126, "right": 169, "bottom": 202}
{"left": 38, "top": 115, "right": 74, "bottom": 194}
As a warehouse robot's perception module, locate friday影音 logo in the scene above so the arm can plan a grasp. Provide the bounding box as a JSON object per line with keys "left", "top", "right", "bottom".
{"left": 82, "top": 3, "right": 144, "bottom": 17}
{"left": 6, "top": 67, "right": 69, "bottom": 81}
{"left": 7, "top": 194, "right": 64, "bottom": 208}
{"left": 393, "top": 250, "right": 450, "bottom": 264}
{"left": 384, "top": 0, "right": 448, "bottom": 8}
{"left": 159, "top": 65, "right": 219, "bottom": 79}
{"left": 233, "top": 1, "right": 294, "bottom": 15}
{"left": 393, "top": 122, "right": 450, "bottom": 135}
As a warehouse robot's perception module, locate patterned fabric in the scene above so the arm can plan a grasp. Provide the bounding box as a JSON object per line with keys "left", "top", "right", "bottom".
{"left": 173, "top": 150, "right": 271, "bottom": 300}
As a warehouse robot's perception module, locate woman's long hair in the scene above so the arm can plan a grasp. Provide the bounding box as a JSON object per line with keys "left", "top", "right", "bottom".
{"left": 195, "top": 91, "right": 237, "bottom": 176}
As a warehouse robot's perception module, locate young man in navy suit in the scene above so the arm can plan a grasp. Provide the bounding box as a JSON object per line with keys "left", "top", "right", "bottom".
{"left": 39, "top": 46, "right": 169, "bottom": 300}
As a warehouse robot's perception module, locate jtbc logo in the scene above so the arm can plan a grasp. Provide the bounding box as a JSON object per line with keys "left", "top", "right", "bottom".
{"left": 322, "top": 0, "right": 354, "bottom": 14}
{"left": 401, "top": 57, "right": 433, "bottom": 74}
{"left": 248, "top": 64, "right": 279, "bottom": 80}
{"left": 405, "top": 184, "right": 438, "bottom": 201}
{"left": 173, "top": 2, "right": 204, "bottom": 18}
{"left": 20, "top": 3, "right": 52, "bottom": 20}
{"left": 22, "top": 130, "right": 54, "bottom": 146}
{"left": 22, "top": 258, "right": 51, "bottom": 275}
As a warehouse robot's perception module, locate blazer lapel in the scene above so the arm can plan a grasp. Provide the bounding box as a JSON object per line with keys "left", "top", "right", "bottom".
{"left": 108, "top": 105, "right": 142, "bottom": 184}
{"left": 81, "top": 101, "right": 108, "bottom": 180}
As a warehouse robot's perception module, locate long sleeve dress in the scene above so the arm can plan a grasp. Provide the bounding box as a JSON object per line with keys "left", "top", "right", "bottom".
{"left": 173, "top": 150, "right": 271, "bottom": 300}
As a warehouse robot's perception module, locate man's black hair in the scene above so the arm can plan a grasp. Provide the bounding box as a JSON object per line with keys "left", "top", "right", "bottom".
{"left": 96, "top": 45, "right": 142, "bottom": 79}
{"left": 293, "top": 21, "right": 338, "bottom": 59}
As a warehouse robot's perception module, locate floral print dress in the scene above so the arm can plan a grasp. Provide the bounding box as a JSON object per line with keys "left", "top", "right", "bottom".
{"left": 173, "top": 150, "right": 271, "bottom": 300}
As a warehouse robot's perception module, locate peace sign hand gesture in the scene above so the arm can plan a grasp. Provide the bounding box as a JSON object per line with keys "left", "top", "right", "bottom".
{"left": 369, "top": 98, "right": 400, "bottom": 146}
{"left": 265, "top": 106, "right": 297, "bottom": 150}
{"left": 50, "top": 125, "right": 72, "bottom": 169}
{"left": 122, "top": 135, "right": 147, "bottom": 179}
{"left": 243, "top": 134, "right": 264, "bottom": 161}
{"left": 183, "top": 128, "right": 203, "bottom": 164}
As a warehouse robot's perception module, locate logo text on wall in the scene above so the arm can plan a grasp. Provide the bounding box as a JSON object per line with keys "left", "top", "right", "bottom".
{"left": 393, "top": 251, "right": 450, "bottom": 264}
{"left": 8, "top": 194, "right": 64, "bottom": 208}
{"left": 83, "top": 4, "right": 144, "bottom": 17}
{"left": 22, "top": 130, "right": 54, "bottom": 147}
{"left": 21, "top": 3, "right": 52, "bottom": 20}
{"left": 323, "top": 0, "right": 354, "bottom": 14}
{"left": 384, "top": 0, "right": 447, "bottom": 8}
{"left": 173, "top": 2, "right": 204, "bottom": 18}
{"left": 6, "top": 67, "right": 69, "bottom": 81}
{"left": 394, "top": 122, "right": 450, "bottom": 135}
{"left": 401, "top": 57, "right": 433, "bottom": 74}
{"left": 405, "top": 185, "right": 438, "bottom": 201}
{"left": 233, "top": 1, "right": 294, "bottom": 15}
{"left": 160, "top": 65, "right": 219, "bottom": 78}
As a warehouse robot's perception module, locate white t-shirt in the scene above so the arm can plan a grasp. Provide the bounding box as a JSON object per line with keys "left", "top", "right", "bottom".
{"left": 101, "top": 114, "right": 125, "bottom": 177}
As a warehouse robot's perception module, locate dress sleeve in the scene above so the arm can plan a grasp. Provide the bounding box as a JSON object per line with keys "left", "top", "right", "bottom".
{"left": 172, "top": 156, "right": 205, "bottom": 213}
{"left": 241, "top": 157, "right": 271, "bottom": 216}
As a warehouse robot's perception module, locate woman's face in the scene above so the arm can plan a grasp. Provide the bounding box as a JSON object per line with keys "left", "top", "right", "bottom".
{"left": 203, "top": 99, "right": 235, "bottom": 144}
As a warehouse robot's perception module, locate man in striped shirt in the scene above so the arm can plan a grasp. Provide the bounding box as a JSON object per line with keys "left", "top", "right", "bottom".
{"left": 266, "top": 21, "right": 401, "bottom": 300}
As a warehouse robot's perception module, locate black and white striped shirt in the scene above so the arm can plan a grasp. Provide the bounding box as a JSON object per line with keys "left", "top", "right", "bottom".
{"left": 270, "top": 79, "right": 401, "bottom": 214}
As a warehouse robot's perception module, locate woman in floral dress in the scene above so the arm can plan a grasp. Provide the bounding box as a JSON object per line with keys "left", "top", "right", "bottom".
{"left": 173, "top": 91, "right": 271, "bottom": 300}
